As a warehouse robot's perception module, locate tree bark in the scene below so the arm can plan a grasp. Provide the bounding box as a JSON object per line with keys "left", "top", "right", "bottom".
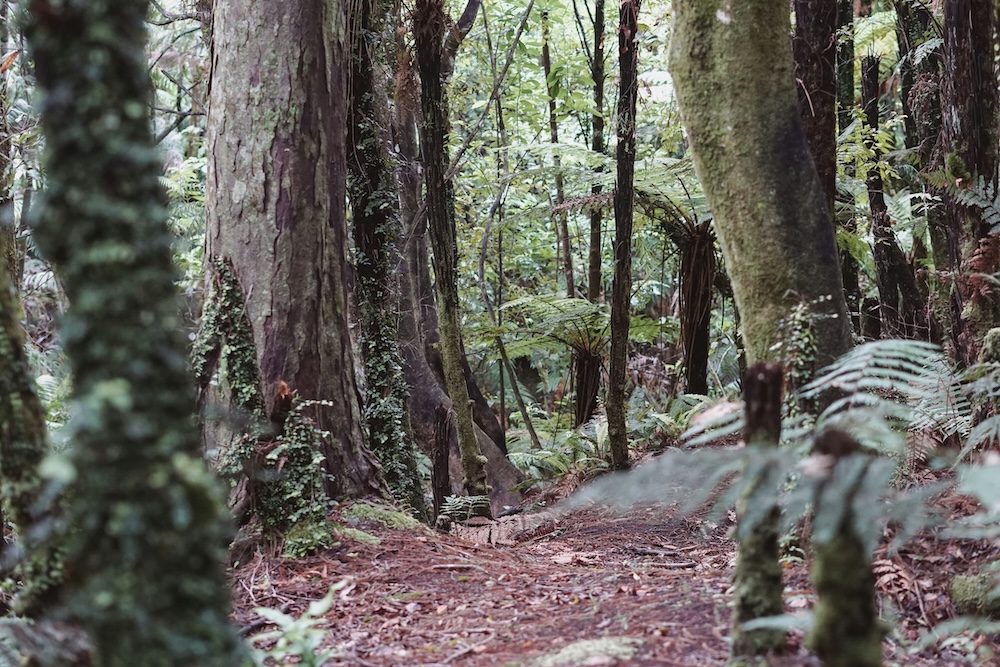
{"left": 347, "top": 0, "right": 425, "bottom": 517}
{"left": 942, "top": 0, "right": 1000, "bottom": 366}
{"left": 542, "top": 12, "right": 574, "bottom": 298}
{"left": 836, "top": 0, "right": 860, "bottom": 328}
{"left": 414, "top": 0, "right": 489, "bottom": 501}
{"left": 731, "top": 362, "right": 785, "bottom": 658}
{"left": 392, "top": 42, "right": 521, "bottom": 515}
{"left": 204, "top": 0, "right": 384, "bottom": 499}
{"left": 24, "top": 0, "right": 244, "bottom": 661}
{"left": 670, "top": 0, "right": 853, "bottom": 367}
{"left": 606, "top": 0, "right": 640, "bottom": 471}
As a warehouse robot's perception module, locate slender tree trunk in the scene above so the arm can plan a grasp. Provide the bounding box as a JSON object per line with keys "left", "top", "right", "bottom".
{"left": 670, "top": 0, "right": 853, "bottom": 367}
{"left": 542, "top": 12, "right": 574, "bottom": 298}
{"left": 836, "top": 0, "right": 860, "bottom": 329}
{"left": 24, "top": 1, "right": 244, "bottom": 662}
{"left": 204, "top": 0, "right": 384, "bottom": 499}
{"left": 680, "top": 222, "right": 715, "bottom": 395}
{"left": 414, "top": 0, "right": 489, "bottom": 502}
{"left": 587, "top": 0, "right": 606, "bottom": 304}
{"left": 0, "top": 1, "right": 16, "bottom": 290}
{"left": 391, "top": 42, "right": 522, "bottom": 514}
{"left": 606, "top": 0, "right": 640, "bottom": 471}
{"left": 347, "top": 0, "right": 425, "bottom": 517}
{"left": 943, "top": 0, "right": 1000, "bottom": 366}
{"left": 861, "top": 56, "right": 924, "bottom": 339}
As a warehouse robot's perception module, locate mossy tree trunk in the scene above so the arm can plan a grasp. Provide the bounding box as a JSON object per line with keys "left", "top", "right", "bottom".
{"left": 942, "top": 1, "right": 1000, "bottom": 367}
{"left": 23, "top": 1, "right": 245, "bottom": 663}
{"left": 204, "top": 0, "right": 385, "bottom": 499}
{"left": 730, "top": 362, "right": 785, "bottom": 660}
{"left": 606, "top": 0, "right": 640, "bottom": 471}
{"left": 347, "top": 0, "right": 426, "bottom": 518}
{"left": 670, "top": 0, "right": 853, "bottom": 367}
{"left": 392, "top": 43, "right": 521, "bottom": 516}
{"left": 414, "top": 0, "right": 489, "bottom": 503}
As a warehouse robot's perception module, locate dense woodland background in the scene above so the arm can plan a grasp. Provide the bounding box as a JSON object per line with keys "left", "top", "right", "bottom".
{"left": 2, "top": 0, "right": 1000, "bottom": 665}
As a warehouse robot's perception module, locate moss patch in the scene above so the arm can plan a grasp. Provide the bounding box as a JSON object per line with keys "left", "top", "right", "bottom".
{"left": 531, "top": 637, "right": 643, "bottom": 667}
{"left": 951, "top": 571, "right": 1000, "bottom": 618}
{"left": 342, "top": 500, "right": 422, "bottom": 530}
{"left": 337, "top": 526, "right": 380, "bottom": 545}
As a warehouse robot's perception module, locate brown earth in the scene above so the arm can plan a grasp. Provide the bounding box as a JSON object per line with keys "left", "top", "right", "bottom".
{"left": 232, "top": 488, "right": 1000, "bottom": 667}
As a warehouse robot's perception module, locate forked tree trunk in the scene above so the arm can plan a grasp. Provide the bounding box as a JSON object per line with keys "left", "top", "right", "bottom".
{"left": 606, "top": 0, "right": 640, "bottom": 471}
{"left": 670, "top": 0, "right": 853, "bottom": 367}
{"left": 204, "top": 0, "right": 384, "bottom": 499}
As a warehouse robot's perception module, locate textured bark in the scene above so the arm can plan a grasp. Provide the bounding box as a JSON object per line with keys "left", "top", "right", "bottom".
{"left": 793, "top": 0, "right": 837, "bottom": 213}
{"left": 606, "top": 0, "right": 640, "bottom": 471}
{"left": 348, "top": 0, "right": 425, "bottom": 517}
{"left": 205, "top": 0, "right": 383, "bottom": 499}
{"left": 861, "top": 56, "right": 924, "bottom": 339}
{"left": 670, "top": 0, "right": 853, "bottom": 367}
{"left": 24, "top": 0, "right": 244, "bottom": 662}
{"left": 731, "top": 363, "right": 785, "bottom": 658}
{"left": 942, "top": 1, "right": 1000, "bottom": 366}
{"left": 680, "top": 222, "right": 715, "bottom": 395}
{"left": 414, "top": 0, "right": 488, "bottom": 500}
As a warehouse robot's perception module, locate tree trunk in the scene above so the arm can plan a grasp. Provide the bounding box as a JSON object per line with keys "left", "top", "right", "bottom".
{"left": 392, "top": 43, "right": 521, "bottom": 515}
{"left": 680, "top": 222, "right": 715, "bottom": 395}
{"left": 670, "top": 0, "right": 853, "bottom": 367}
{"left": 586, "top": 0, "right": 606, "bottom": 304}
{"left": 793, "top": 0, "right": 837, "bottom": 213}
{"left": 347, "top": 0, "right": 425, "bottom": 517}
{"left": 606, "top": 0, "right": 640, "bottom": 471}
{"left": 542, "top": 12, "right": 574, "bottom": 298}
{"left": 836, "top": 0, "right": 860, "bottom": 329}
{"left": 943, "top": 0, "right": 1000, "bottom": 366}
{"left": 24, "top": 0, "right": 244, "bottom": 662}
{"left": 204, "top": 0, "right": 384, "bottom": 499}
{"left": 414, "top": 0, "right": 489, "bottom": 502}
{"left": 861, "top": 56, "right": 924, "bottom": 339}
{"left": 731, "top": 363, "right": 786, "bottom": 658}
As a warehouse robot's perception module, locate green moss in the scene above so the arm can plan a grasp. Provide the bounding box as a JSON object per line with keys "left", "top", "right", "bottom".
{"left": 342, "top": 500, "right": 422, "bottom": 530}
{"left": 337, "top": 526, "right": 380, "bottom": 545}
{"left": 283, "top": 518, "right": 339, "bottom": 558}
{"left": 951, "top": 571, "right": 1000, "bottom": 618}
{"left": 531, "top": 637, "right": 643, "bottom": 667}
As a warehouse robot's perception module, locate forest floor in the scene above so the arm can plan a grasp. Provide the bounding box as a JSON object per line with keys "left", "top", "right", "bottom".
{"left": 232, "top": 475, "right": 1000, "bottom": 667}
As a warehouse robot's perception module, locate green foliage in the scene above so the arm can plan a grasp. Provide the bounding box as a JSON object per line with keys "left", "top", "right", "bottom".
{"left": 282, "top": 518, "right": 339, "bottom": 559}
{"left": 257, "top": 405, "right": 332, "bottom": 535}
{"left": 341, "top": 500, "right": 422, "bottom": 530}
{"left": 250, "top": 580, "right": 349, "bottom": 666}
{"left": 924, "top": 172, "right": 1000, "bottom": 234}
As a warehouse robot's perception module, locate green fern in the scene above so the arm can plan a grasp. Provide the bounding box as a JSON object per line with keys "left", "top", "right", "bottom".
{"left": 924, "top": 172, "right": 1000, "bottom": 234}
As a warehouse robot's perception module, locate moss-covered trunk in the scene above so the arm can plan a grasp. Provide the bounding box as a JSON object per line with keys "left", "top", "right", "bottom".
{"left": 23, "top": 1, "right": 244, "bottom": 662}
{"left": 392, "top": 44, "right": 521, "bottom": 515}
{"left": 730, "top": 363, "right": 785, "bottom": 660}
{"left": 347, "top": 0, "right": 425, "bottom": 518}
{"left": 414, "top": 0, "right": 489, "bottom": 502}
{"left": 670, "top": 0, "right": 853, "bottom": 367}
{"left": 204, "top": 0, "right": 384, "bottom": 499}
{"left": 606, "top": 0, "right": 640, "bottom": 471}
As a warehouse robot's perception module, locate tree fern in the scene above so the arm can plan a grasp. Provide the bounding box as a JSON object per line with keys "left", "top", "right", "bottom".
{"left": 924, "top": 172, "right": 1000, "bottom": 234}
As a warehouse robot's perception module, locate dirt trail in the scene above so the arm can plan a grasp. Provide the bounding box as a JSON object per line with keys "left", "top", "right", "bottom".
{"left": 232, "top": 502, "right": 996, "bottom": 666}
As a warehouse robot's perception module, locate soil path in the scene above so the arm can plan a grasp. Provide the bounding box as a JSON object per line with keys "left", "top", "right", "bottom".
{"left": 232, "top": 502, "right": 996, "bottom": 666}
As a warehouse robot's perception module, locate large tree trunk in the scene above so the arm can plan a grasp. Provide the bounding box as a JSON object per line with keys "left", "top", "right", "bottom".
{"left": 670, "top": 0, "right": 853, "bottom": 367}
{"left": 606, "top": 0, "right": 640, "bottom": 471}
{"left": 347, "top": 0, "right": 425, "bottom": 517}
{"left": 204, "top": 0, "right": 383, "bottom": 499}
{"left": 24, "top": 0, "right": 245, "bottom": 662}
{"left": 942, "top": 1, "right": 1000, "bottom": 366}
